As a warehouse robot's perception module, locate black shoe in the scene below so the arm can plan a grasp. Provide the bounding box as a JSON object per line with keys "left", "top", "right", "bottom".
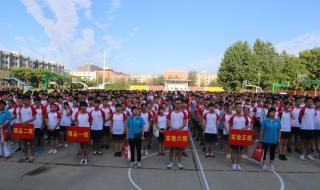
{"left": 15, "top": 147, "right": 21, "bottom": 152}
{"left": 114, "top": 152, "right": 117, "bottom": 157}
{"left": 118, "top": 152, "right": 122, "bottom": 157}
{"left": 196, "top": 137, "right": 199, "bottom": 141}
{"left": 278, "top": 155, "right": 284, "bottom": 160}
{"left": 182, "top": 152, "right": 188, "bottom": 157}
{"left": 283, "top": 155, "right": 288, "bottom": 160}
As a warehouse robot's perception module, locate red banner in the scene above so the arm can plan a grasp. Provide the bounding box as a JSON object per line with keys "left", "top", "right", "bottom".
{"left": 164, "top": 130, "right": 189, "bottom": 148}
{"left": 229, "top": 129, "right": 254, "bottom": 146}
{"left": 66, "top": 126, "right": 90, "bottom": 143}
{"left": 12, "top": 124, "right": 35, "bottom": 139}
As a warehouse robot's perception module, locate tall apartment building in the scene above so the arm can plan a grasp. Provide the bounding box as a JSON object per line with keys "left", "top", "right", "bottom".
{"left": 0, "top": 50, "right": 64, "bottom": 73}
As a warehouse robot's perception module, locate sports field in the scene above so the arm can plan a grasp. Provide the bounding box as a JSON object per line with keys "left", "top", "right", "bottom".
{"left": 1, "top": 136, "right": 319, "bottom": 190}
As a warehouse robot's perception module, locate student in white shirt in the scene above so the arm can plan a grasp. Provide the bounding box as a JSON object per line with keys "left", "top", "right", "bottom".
{"left": 140, "top": 103, "right": 152, "bottom": 155}
{"left": 298, "top": 97, "right": 316, "bottom": 160}
{"left": 45, "top": 104, "right": 61, "bottom": 154}
{"left": 75, "top": 101, "right": 92, "bottom": 165}
{"left": 101, "top": 98, "right": 112, "bottom": 150}
{"left": 291, "top": 97, "right": 303, "bottom": 153}
{"left": 278, "top": 101, "right": 293, "bottom": 161}
{"left": 33, "top": 98, "right": 46, "bottom": 154}
{"left": 154, "top": 107, "right": 168, "bottom": 155}
{"left": 19, "top": 95, "right": 36, "bottom": 162}
{"left": 110, "top": 104, "right": 127, "bottom": 157}
{"left": 166, "top": 99, "right": 187, "bottom": 169}
{"left": 228, "top": 103, "right": 249, "bottom": 171}
{"left": 203, "top": 103, "right": 219, "bottom": 157}
{"left": 90, "top": 100, "right": 105, "bottom": 155}
{"left": 242, "top": 106, "right": 254, "bottom": 159}
{"left": 314, "top": 98, "right": 320, "bottom": 159}
{"left": 221, "top": 104, "right": 233, "bottom": 159}
{"left": 60, "top": 102, "right": 72, "bottom": 148}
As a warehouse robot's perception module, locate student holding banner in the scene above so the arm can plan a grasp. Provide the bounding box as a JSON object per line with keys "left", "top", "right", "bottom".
{"left": 202, "top": 103, "right": 219, "bottom": 157}
{"left": 166, "top": 99, "right": 187, "bottom": 169}
{"left": 75, "top": 101, "right": 92, "bottom": 165}
{"left": 228, "top": 103, "right": 249, "bottom": 171}
{"left": 19, "top": 95, "right": 36, "bottom": 162}
{"left": 0, "top": 100, "right": 12, "bottom": 160}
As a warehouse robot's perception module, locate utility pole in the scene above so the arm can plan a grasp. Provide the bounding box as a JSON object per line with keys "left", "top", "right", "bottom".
{"left": 103, "top": 51, "right": 106, "bottom": 86}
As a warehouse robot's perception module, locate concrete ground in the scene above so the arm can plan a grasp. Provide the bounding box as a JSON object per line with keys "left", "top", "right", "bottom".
{"left": 0, "top": 137, "right": 319, "bottom": 190}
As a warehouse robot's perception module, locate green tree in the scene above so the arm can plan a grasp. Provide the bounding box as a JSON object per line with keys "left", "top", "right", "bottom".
{"left": 188, "top": 71, "right": 197, "bottom": 86}
{"left": 299, "top": 47, "right": 320, "bottom": 94}
{"left": 217, "top": 41, "right": 254, "bottom": 91}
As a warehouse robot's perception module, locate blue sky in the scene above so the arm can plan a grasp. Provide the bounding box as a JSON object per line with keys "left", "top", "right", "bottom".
{"left": 0, "top": 0, "right": 320, "bottom": 75}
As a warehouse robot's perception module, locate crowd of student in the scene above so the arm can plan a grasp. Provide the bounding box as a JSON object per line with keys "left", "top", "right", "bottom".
{"left": 0, "top": 90, "right": 319, "bottom": 171}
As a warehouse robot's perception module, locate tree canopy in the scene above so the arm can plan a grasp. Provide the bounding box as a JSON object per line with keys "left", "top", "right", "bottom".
{"left": 217, "top": 39, "right": 319, "bottom": 91}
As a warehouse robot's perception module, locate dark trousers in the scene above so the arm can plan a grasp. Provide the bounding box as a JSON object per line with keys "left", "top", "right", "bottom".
{"left": 262, "top": 142, "right": 277, "bottom": 161}
{"left": 129, "top": 138, "right": 142, "bottom": 162}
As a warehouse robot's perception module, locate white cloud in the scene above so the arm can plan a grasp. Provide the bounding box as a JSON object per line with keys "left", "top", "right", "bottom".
{"left": 0, "top": 20, "right": 12, "bottom": 27}
{"left": 276, "top": 31, "right": 320, "bottom": 55}
{"left": 75, "top": 29, "right": 95, "bottom": 53}
{"left": 108, "top": 0, "right": 122, "bottom": 13}
{"left": 14, "top": 35, "right": 26, "bottom": 42}
{"left": 21, "top": 0, "right": 95, "bottom": 68}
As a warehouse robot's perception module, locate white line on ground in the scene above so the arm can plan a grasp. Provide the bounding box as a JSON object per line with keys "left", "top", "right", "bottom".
{"left": 189, "top": 132, "right": 211, "bottom": 190}
{"left": 247, "top": 158, "right": 285, "bottom": 190}
{"left": 128, "top": 153, "right": 158, "bottom": 190}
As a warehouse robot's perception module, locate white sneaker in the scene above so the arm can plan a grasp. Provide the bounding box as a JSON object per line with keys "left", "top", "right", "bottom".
{"left": 129, "top": 162, "right": 134, "bottom": 168}
{"left": 226, "top": 154, "right": 231, "bottom": 159}
{"left": 141, "top": 150, "right": 144, "bottom": 155}
{"left": 58, "top": 144, "right": 63, "bottom": 148}
{"left": 167, "top": 162, "right": 174, "bottom": 169}
{"left": 232, "top": 164, "right": 237, "bottom": 171}
{"left": 144, "top": 150, "right": 149, "bottom": 156}
{"left": 177, "top": 162, "right": 183, "bottom": 169}
{"left": 307, "top": 155, "right": 315, "bottom": 160}
{"left": 52, "top": 149, "right": 58, "bottom": 154}
{"left": 137, "top": 162, "right": 142, "bottom": 168}
{"left": 237, "top": 164, "right": 242, "bottom": 171}
{"left": 262, "top": 164, "right": 267, "bottom": 171}
{"left": 84, "top": 159, "right": 88, "bottom": 165}
{"left": 64, "top": 144, "right": 69, "bottom": 148}
{"left": 270, "top": 164, "right": 275, "bottom": 170}
{"left": 79, "top": 159, "right": 85, "bottom": 165}
{"left": 300, "top": 155, "right": 306, "bottom": 161}
{"left": 48, "top": 149, "right": 54, "bottom": 154}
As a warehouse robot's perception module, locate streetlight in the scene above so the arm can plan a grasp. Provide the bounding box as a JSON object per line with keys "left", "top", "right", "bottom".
{"left": 103, "top": 51, "right": 106, "bottom": 86}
